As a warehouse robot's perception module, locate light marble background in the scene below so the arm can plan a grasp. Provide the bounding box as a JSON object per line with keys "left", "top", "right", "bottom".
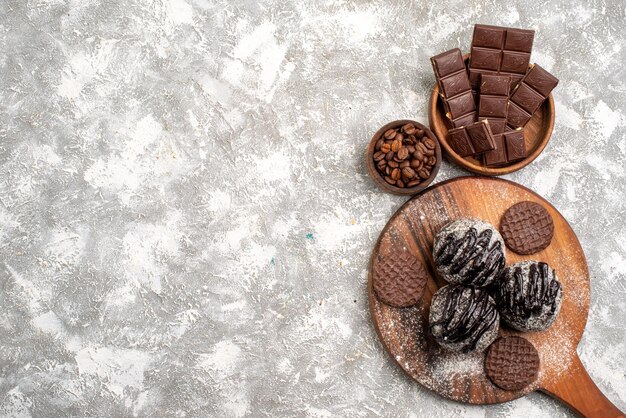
{"left": 0, "top": 0, "right": 624, "bottom": 417}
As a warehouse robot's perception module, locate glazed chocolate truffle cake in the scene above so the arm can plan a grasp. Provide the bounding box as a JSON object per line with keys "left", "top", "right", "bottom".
{"left": 433, "top": 218, "right": 506, "bottom": 287}
{"left": 495, "top": 260, "right": 563, "bottom": 331}
{"left": 429, "top": 284, "right": 500, "bottom": 352}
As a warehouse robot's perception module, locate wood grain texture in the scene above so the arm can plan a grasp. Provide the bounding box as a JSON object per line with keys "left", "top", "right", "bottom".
{"left": 428, "top": 55, "right": 555, "bottom": 176}
{"left": 368, "top": 177, "right": 623, "bottom": 416}
{"left": 542, "top": 354, "right": 625, "bottom": 417}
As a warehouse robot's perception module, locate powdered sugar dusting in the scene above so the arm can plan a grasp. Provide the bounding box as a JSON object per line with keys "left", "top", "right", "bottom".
{"left": 371, "top": 177, "right": 591, "bottom": 404}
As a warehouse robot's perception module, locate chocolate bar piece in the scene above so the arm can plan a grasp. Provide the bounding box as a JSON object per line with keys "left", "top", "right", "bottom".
{"left": 504, "top": 130, "right": 527, "bottom": 162}
{"left": 447, "top": 128, "right": 475, "bottom": 157}
{"left": 483, "top": 134, "right": 507, "bottom": 166}
{"left": 484, "top": 130, "right": 526, "bottom": 166}
{"left": 506, "top": 64, "right": 559, "bottom": 129}
{"left": 447, "top": 120, "right": 496, "bottom": 157}
{"left": 469, "top": 24, "right": 534, "bottom": 92}
{"left": 479, "top": 73, "right": 511, "bottom": 135}
{"left": 431, "top": 48, "right": 477, "bottom": 128}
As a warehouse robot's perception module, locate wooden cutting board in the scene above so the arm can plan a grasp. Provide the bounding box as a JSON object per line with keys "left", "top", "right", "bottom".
{"left": 368, "top": 176, "right": 623, "bottom": 417}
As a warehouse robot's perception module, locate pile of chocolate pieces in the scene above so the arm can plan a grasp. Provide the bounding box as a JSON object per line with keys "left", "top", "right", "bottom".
{"left": 431, "top": 24, "right": 559, "bottom": 167}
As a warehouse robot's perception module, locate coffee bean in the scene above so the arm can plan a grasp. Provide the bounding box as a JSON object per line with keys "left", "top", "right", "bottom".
{"left": 402, "top": 124, "right": 416, "bottom": 135}
{"left": 373, "top": 151, "right": 385, "bottom": 161}
{"left": 373, "top": 123, "right": 437, "bottom": 189}
{"left": 423, "top": 137, "right": 436, "bottom": 150}
{"left": 402, "top": 167, "right": 416, "bottom": 179}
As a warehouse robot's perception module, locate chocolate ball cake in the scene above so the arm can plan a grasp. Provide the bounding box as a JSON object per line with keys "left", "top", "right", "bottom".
{"left": 429, "top": 284, "right": 500, "bottom": 352}
{"left": 495, "top": 261, "right": 563, "bottom": 332}
{"left": 433, "top": 218, "right": 506, "bottom": 287}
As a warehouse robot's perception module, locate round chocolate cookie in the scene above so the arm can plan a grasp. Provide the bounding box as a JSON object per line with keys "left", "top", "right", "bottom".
{"left": 500, "top": 201, "right": 554, "bottom": 255}
{"left": 433, "top": 218, "right": 506, "bottom": 287}
{"left": 429, "top": 284, "right": 499, "bottom": 352}
{"left": 485, "top": 336, "right": 540, "bottom": 391}
{"left": 495, "top": 261, "right": 563, "bottom": 332}
{"left": 373, "top": 252, "right": 428, "bottom": 308}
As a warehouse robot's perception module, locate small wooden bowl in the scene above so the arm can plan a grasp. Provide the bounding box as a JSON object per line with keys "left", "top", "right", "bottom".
{"left": 366, "top": 120, "right": 442, "bottom": 195}
{"left": 428, "top": 54, "right": 555, "bottom": 176}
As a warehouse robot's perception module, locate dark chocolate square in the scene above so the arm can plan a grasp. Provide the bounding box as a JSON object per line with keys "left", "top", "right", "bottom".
{"left": 500, "top": 51, "right": 530, "bottom": 74}
{"left": 486, "top": 119, "right": 507, "bottom": 135}
{"left": 447, "top": 127, "right": 475, "bottom": 157}
{"left": 504, "top": 130, "right": 526, "bottom": 162}
{"left": 506, "top": 102, "right": 532, "bottom": 128}
{"left": 484, "top": 134, "right": 507, "bottom": 166}
{"left": 472, "top": 25, "right": 505, "bottom": 49}
{"left": 470, "top": 47, "right": 501, "bottom": 71}
{"left": 469, "top": 69, "right": 490, "bottom": 89}
{"left": 447, "top": 91, "right": 476, "bottom": 118}
{"left": 431, "top": 49, "right": 465, "bottom": 78}
{"left": 480, "top": 73, "right": 511, "bottom": 95}
{"left": 479, "top": 96, "right": 509, "bottom": 118}
{"left": 466, "top": 121, "right": 496, "bottom": 153}
{"left": 524, "top": 65, "right": 559, "bottom": 96}
{"left": 452, "top": 112, "right": 478, "bottom": 128}
{"left": 504, "top": 29, "right": 535, "bottom": 53}
{"left": 440, "top": 71, "right": 472, "bottom": 98}
{"left": 510, "top": 83, "right": 545, "bottom": 114}
{"left": 509, "top": 74, "right": 524, "bottom": 90}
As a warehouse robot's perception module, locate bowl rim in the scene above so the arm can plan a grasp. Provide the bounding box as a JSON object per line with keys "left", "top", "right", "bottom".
{"left": 428, "top": 54, "right": 555, "bottom": 176}
{"left": 365, "top": 119, "right": 442, "bottom": 195}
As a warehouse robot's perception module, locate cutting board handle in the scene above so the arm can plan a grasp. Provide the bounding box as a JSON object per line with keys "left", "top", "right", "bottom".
{"left": 541, "top": 354, "right": 624, "bottom": 417}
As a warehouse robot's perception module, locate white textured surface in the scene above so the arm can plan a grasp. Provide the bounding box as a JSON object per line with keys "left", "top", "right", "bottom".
{"left": 0, "top": 1, "right": 624, "bottom": 416}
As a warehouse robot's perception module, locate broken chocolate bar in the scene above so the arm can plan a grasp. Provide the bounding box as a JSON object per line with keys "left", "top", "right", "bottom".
{"left": 431, "top": 48, "right": 477, "bottom": 128}
{"left": 447, "top": 128, "right": 475, "bottom": 157}
{"left": 484, "top": 130, "right": 527, "bottom": 166}
{"left": 479, "top": 73, "right": 511, "bottom": 135}
{"left": 447, "top": 119, "right": 496, "bottom": 157}
{"left": 506, "top": 64, "right": 559, "bottom": 129}
{"left": 469, "top": 24, "right": 534, "bottom": 92}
